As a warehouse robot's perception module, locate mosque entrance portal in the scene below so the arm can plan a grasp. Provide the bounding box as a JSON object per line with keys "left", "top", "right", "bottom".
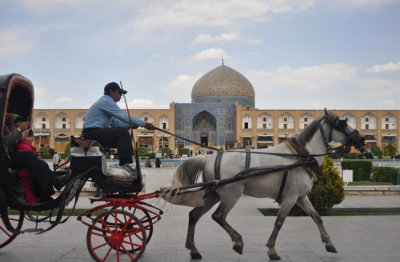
{"left": 193, "top": 111, "right": 216, "bottom": 146}
{"left": 201, "top": 136, "right": 208, "bottom": 146}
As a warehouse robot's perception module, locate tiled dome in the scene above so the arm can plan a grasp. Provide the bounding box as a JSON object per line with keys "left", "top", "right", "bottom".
{"left": 191, "top": 64, "right": 255, "bottom": 107}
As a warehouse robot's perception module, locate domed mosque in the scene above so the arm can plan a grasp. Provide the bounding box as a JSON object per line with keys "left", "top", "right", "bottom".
{"left": 191, "top": 62, "right": 255, "bottom": 107}
{"left": 174, "top": 62, "right": 256, "bottom": 149}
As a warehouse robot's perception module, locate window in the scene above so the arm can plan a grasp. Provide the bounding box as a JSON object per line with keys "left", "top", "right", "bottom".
{"left": 304, "top": 117, "right": 308, "bottom": 122}
{"left": 263, "top": 117, "right": 266, "bottom": 121}
{"left": 385, "top": 124, "right": 389, "bottom": 129}
{"left": 366, "top": 118, "right": 369, "bottom": 122}
{"left": 144, "top": 117, "right": 148, "bottom": 121}
{"left": 365, "top": 124, "right": 369, "bottom": 130}
{"left": 244, "top": 123, "right": 249, "bottom": 129}
{"left": 162, "top": 123, "right": 167, "bottom": 129}
{"left": 345, "top": 117, "right": 349, "bottom": 121}
{"left": 386, "top": 117, "right": 389, "bottom": 121}
{"left": 62, "top": 117, "right": 66, "bottom": 121}
{"left": 42, "top": 124, "right": 46, "bottom": 129}
{"left": 263, "top": 123, "right": 266, "bottom": 129}
{"left": 42, "top": 117, "right": 46, "bottom": 121}
{"left": 284, "top": 124, "right": 287, "bottom": 129}
{"left": 62, "top": 124, "right": 66, "bottom": 129}
{"left": 284, "top": 117, "right": 287, "bottom": 122}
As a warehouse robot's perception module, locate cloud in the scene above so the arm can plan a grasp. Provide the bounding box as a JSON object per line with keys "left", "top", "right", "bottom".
{"left": 193, "top": 48, "right": 230, "bottom": 61}
{"left": 366, "top": 61, "right": 400, "bottom": 73}
{"left": 0, "top": 30, "right": 33, "bottom": 59}
{"left": 162, "top": 74, "right": 202, "bottom": 103}
{"left": 131, "top": 0, "right": 316, "bottom": 31}
{"left": 192, "top": 33, "right": 239, "bottom": 44}
{"left": 53, "top": 96, "right": 74, "bottom": 105}
{"left": 247, "top": 63, "right": 400, "bottom": 109}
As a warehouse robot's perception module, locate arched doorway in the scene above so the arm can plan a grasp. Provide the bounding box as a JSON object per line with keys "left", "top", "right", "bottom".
{"left": 192, "top": 111, "right": 216, "bottom": 146}
{"left": 138, "top": 137, "right": 154, "bottom": 151}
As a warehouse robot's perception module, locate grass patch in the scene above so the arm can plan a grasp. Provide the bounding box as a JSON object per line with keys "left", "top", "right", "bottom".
{"left": 347, "top": 180, "right": 393, "bottom": 186}
{"left": 259, "top": 208, "right": 400, "bottom": 216}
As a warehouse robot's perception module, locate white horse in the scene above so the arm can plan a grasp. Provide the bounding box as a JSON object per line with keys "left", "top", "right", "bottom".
{"left": 163, "top": 110, "right": 364, "bottom": 260}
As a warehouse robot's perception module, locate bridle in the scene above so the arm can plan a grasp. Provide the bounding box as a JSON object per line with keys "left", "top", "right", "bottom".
{"left": 317, "top": 114, "right": 361, "bottom": 154}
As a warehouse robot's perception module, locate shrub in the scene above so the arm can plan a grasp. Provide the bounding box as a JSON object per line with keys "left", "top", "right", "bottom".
{"left": 39, "top": 147, "right": 51, "bottom": 159}
{"left": 279, "top": 156, "right": 345, "bottom": 215}
{"left": 137, "top": 147, "right": 148, "bottom": 156}
{"left": 161, "top": 147, "right": 171, "bottom": 156}
{"left": 178, "top": 148, "right": 190, "bottom": 156}
{"left": 371, "top": 166, "right": 398, "bottom": 184}
{"left": 383, "top": 143, "right": 396, "bottom": 157}
{"left": 341, "top": 160, "right": 372, "bottom": 181}
{"left": 308, "top": 156, "right": 345, "bottom": 211}
{"left": 371, "top": 145, "right": 383, "bottom": 159}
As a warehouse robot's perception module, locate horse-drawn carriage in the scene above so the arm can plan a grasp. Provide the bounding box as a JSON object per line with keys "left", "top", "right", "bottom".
{"left": 0, "top": 73, "right": 163, "bottom": 261}
{"left": 1, "top": 73, "right": 366, "bottom": 261}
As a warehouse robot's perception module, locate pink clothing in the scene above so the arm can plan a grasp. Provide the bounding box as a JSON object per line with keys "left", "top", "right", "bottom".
{"left": 17, "top": 139, "right": 38, "bottom": 204}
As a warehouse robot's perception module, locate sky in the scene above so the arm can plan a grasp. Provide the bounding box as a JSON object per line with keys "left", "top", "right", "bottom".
{"left": 1, "top": 0, "right": 400, "bottom": 110}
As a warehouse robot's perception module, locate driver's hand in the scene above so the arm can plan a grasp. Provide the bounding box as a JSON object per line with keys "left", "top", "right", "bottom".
{"left": 144, "top": 122, "right": 155, "bottom": 130}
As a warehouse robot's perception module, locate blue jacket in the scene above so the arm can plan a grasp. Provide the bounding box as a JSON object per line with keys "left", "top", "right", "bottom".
{"left": 83, "top": 95, "right": 146, "bottom": 129}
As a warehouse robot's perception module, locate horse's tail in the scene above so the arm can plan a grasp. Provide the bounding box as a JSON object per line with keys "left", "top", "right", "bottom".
{"left": 161, "top": 156, "right": 208, "bottom": 207}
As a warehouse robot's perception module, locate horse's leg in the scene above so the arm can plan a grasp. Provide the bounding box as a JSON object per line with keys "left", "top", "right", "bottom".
{"left": 296, "top": 195, "right": 337, "bottom": 253}
{"left": 211, "top": 193, "right": 243, "bottom": 255}
{"left": 266, "top": 196, "right": 297, "bottom": 260}
{"left": 186, "top": 191, "right": 220, "bottom": 259}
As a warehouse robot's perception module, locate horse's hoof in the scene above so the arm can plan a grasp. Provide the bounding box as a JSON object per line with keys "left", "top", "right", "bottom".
{"left": 267, "top": 251, "right": 281, "bottom": 260}
{"left": 190, "top": 252, "right": 202, "bottom": 259}
{"left": 326, "top": 244, "right": 337, "bottom": 253}
{"left": 233, "top": 243, "right": 243, "bottom": 254}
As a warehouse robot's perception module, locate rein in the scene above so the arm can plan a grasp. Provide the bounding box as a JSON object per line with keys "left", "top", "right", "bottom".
{"left": 154, "top": 126, "right": 330, "bottom": 158}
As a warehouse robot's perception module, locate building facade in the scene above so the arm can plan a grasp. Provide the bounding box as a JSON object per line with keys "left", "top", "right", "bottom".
{"left": 32, "top": 64, "right": 399, "bottom": 153}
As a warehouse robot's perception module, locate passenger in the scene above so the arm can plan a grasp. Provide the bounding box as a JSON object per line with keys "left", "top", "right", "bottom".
{"left": 4, "top": 114, "right": 69, "bottom": 202}
{"left": 83, "top": 82, "right": 155, "bottom": 175}
{"left": 16, "top": 129, "right": 38, "bottom": 204}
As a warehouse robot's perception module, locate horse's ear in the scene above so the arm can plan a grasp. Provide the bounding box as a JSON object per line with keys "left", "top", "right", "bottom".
{"left": 324, "top": 108, "right": 328, "bottom": 115}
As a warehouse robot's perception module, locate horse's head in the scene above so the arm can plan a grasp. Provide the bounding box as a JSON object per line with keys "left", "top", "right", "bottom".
{"left": 321, "top": 109, "right": 365, "bottom": 153}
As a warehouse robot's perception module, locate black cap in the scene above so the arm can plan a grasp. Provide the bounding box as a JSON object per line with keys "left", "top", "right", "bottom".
{"left": 104, "top": 82, "right": 127, "bottom": 95}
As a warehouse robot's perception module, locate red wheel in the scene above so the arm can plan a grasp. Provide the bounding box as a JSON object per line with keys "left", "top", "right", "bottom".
{"left": 0, "top": 208, "right": 24, "bottom": 248}
{"left": 123, "top": 207, "right": 154, "bottom": 244}
{"left": 87, "top": 210, "right": 146, "bottom": 262}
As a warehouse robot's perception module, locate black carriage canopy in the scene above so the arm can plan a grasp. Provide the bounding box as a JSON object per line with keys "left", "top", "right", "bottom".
{"left": 0, "top": 74, "right": 34, "bottom": 136}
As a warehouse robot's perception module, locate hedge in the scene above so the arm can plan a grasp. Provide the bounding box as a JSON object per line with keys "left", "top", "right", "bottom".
{"left": 371, "top": 166, "right": 398, "bottom": 184}
{"left": 341, "top": 160, "right": 372, "bottom": 181}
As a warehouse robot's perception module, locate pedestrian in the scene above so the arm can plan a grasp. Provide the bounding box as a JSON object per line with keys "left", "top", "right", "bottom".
{"left": 83, "top": 82, "right": 155, "bottom": 176}
{"left": 155, "top": 158, "right": 161, "bottom": 168}
{"left": 52, "top": 150, "right": 61, "bottom": 170}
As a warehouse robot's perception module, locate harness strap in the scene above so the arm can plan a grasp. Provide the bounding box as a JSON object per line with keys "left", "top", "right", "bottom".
{"left": 286, "top": 137, "right": 323, "bottom": 181}
{"left": 277, "top": 170, "right": 288, "bottom": 202}
{"left": 214, "top": 150, "right": 224, "bottom": 180}
{"left": 245, "top": 148, "right": 251, "bottom": 170}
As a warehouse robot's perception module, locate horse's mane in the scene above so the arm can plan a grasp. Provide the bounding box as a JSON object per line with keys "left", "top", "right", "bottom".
{"left": 296, "top": 117, "right": 321, "bottom": 146}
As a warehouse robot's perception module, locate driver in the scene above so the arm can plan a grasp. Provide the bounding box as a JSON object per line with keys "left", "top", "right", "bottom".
{"left": 83, "top": 82, "right": 155, "bottom": 176}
